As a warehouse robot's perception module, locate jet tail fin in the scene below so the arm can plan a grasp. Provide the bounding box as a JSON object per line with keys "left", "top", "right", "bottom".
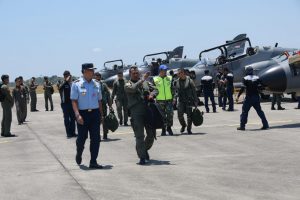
{"left": 226, "top": 34, "right": 247, "bottom": 56}
{"left": 168, "top": 46, "right": 184, "bottom": 59}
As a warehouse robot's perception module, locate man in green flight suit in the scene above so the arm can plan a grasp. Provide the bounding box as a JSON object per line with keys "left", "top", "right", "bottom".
{"left": 124, "top": 66, "right": 155, "bottom": 165}
{"left": 1, "top": 75, "right": 15, "bottom": 137}
{"left": 111, "top": 71, "right": 128, "bottom": 126}
{"left": 173, "top": 68, "right": 198, "bottom": 134}
{"left": 95, "top": 72, "right": 112, "bottom": 140}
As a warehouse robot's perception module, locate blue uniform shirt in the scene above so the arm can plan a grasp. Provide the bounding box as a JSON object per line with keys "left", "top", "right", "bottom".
{"left": 70, "top": 77, "right": 102, "bottom": 110}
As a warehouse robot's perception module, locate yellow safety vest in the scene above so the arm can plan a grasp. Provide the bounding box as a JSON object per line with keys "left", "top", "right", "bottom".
{"left": 153, "top": 76, "right": 173, "bottom": 100}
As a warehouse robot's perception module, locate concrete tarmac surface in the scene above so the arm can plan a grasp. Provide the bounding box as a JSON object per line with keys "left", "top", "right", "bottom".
{"left": 0, "top": 94, "right": 300, "bottom": 200}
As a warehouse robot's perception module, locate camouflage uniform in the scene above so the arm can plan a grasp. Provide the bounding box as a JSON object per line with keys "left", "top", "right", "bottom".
{"left": 111, "top": 79, "right": 128, "bottom": 125}
{"left": 152, "top": 75, "right": 174, "bottom": 135}
{"left": 125, "top": 79, "right": 155, "bottom": 160}
{"left": 12, "top": 86, "right": 27, "bottom": 124}
{"left": 173, "top": 76, "right": 198, "bottom": 132}
{"left": 1, "top": 84, "right": 14, "bottom": 136}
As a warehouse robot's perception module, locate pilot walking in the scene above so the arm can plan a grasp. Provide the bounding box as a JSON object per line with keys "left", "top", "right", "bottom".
{"left": 201, "top": 70, "right": 216, "bottom": 113}
{"left": 95, "top": 72, "right": 112, "bottom": 140}
{"left": 173, "top": 68, "right": 198, "bottom": 134}
{"left": 221, "top": 67, "right": 234, "bottom": 111}
{"left": 125, "top": 66, "right": 155, "bottom": 165}
{"left": 112, "top": 71, "right": 128, "bottom": 126}
{"left": 236, "top": 66, "right": 269, "bottom": 131}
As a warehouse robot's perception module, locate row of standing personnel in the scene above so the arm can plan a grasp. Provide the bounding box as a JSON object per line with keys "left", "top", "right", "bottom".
{"left": 0, "top": 75, "right": 55, "bottom": 137}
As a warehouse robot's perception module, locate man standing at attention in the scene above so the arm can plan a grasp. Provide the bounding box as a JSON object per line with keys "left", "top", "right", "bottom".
{"left": 1, "top": 75, "right": 15, "bottom": 137}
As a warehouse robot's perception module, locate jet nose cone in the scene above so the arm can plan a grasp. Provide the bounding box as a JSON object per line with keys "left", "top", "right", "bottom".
{"left": 259, "top": 66, "right": 287, "bottom": 92}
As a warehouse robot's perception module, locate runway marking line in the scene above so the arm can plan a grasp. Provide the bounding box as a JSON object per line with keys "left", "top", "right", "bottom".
{"left": 0, "top": 140, "right": 10, "bottom": 144}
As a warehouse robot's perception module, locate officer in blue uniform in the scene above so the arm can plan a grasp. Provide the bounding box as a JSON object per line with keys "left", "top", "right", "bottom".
{"left": 236, "top": 66, "right": 269, "bottom": 131}
{"left": 221, "top": 67, "right": 234, "bottom": 111}
{"left": 59, "top": 70, "right": 77, "bottom": 138}
{"left": 201, "top": 70, "right": 216, "bottom": 113}
{"left": 71, "top": 63, "right": 104, "bottom": 169}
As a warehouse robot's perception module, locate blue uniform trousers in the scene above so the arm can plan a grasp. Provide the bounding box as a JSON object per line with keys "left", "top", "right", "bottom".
{"left": 240, "top": 95, "right": 269, "bottom": 128}
{"left": 204, "top": 91, "right": 216, "bottom": 112}
{"left": 298, "top": 96, "right": 300, "bottom": 108}
{"left": 77, "top": 109, "right": 101, "bottom": 164}
{"left": 223, "top": 87, "right": 234, "bottom": 110}
{"left": 61, "top": 103, "right": 76, "bottom": 137}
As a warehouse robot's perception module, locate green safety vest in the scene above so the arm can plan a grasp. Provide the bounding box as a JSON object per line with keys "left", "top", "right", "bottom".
{"left": 153, "top": 76, "right": 173, "bottom": 100}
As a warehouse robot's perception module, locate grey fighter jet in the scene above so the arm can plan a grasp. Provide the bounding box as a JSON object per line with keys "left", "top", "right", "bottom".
{"left": 188, "top": 35, "right": 296, "bottom": 98}
{"left": 259, "top": 51, "right": 300, "bottom": 97}
{"left": 104, "top": 46, "right": 198, "bottom": 87}
{"left": 97, "top": 59, "right": 129, "bottom": 80}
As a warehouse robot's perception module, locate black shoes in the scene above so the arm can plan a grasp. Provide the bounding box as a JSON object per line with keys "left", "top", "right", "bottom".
{"left": 261, "top": 126, "right": 269, "bottom": 130}
{"left": 75, "top": 153, "right": 82, "bottom": 165}
{"left": 187, "top": 129, "right": 192, "bottom": 135}
{"left": 295, "top": 107, "right": 300, "bottom": 109}
{"left": 237, "top": 127, "right": 245, "bottom": 131}
{"left": 103, "top": 134, "right": 108, "bottom": 140}
{"left": 161, "top": 128, "right": 166, "bottom": 136}
{"left": 67, "top": 134, "right": 77, "bottom": 139}
{"left": 124, "top": 122, "right": 129, "bottom": 126}
{"left": 227, "top": 108, "right": 234, "bottom": 112}
{"left": 167, "top": 126, "right": 173, "bottom": 136}
{"left": 2, "top": 134, "right": 16, "bottom": 137}
{"left": 272, "top": 107, "right": 285, "bottom": 110}
{"left": 139, "top": 158, "right": 146, "bottom": 165}
{"left": 119, "top": 121, "right": 123, "bottom": 126}
{"left": 89, "top": 163, "right": 103, "bottom": 169}
{"left": 180, "top": 126, "right": 186, "bottom": 133}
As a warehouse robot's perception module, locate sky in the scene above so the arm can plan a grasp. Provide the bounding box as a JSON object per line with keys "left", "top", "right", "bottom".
{"left": 0, "top": 0, "right": 300, "bottom": 79}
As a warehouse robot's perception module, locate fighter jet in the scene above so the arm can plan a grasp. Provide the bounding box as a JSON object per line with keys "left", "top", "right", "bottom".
{"left": 104, "top": 46, "right": 198, "bottom": 87}
{"left": 188, "top": 34, "right": 297, "bottom": 98}
{"left": 259, "top": 51, "right": 300, "bottom": 97}
{"left": 97, "top": 59, "right": 129, "bottom": 80}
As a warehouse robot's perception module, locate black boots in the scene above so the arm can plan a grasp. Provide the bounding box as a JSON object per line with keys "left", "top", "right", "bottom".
{"left": 167, "top": 126, "right": 173, "bottom": 136}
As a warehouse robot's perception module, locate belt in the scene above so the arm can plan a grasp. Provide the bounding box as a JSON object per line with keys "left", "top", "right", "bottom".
{"left": 79, "top": 108, "right": 98, "bottom": 112}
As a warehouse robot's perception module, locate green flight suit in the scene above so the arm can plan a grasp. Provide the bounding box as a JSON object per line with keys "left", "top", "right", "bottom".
{"left": 1, "top": 84, "right": 14, "bottom": 136}
{"left": 112, "top": 79, "right": 128, "bottom": 124}
{"left": 173, "top": 76, "right": 198, "bottom": 131}
{"left": 125, "top": 79, "right": 155, "bottom": 159}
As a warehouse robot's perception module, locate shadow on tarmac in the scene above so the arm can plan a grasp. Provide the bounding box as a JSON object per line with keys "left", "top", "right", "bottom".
{"left": 79, "top": 164, "right": 114, "bottom": 171}
{"left": 169, "top": 132, "right": 207, "bottom": 137}
{"left": 102, "top": 138, "right": 121, "bottom": 142}
{"left": 245, "top": 123, "right": 300, "bottom": 132}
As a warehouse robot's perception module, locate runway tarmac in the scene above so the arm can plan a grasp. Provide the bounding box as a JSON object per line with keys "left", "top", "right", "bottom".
{"left": 0, "top": 93, "right": 300, "bottom": 200}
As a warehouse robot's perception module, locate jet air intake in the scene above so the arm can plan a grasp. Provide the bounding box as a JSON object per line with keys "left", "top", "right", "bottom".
{"left": 259, "top": 66, "right": 287, "bottom": 93}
